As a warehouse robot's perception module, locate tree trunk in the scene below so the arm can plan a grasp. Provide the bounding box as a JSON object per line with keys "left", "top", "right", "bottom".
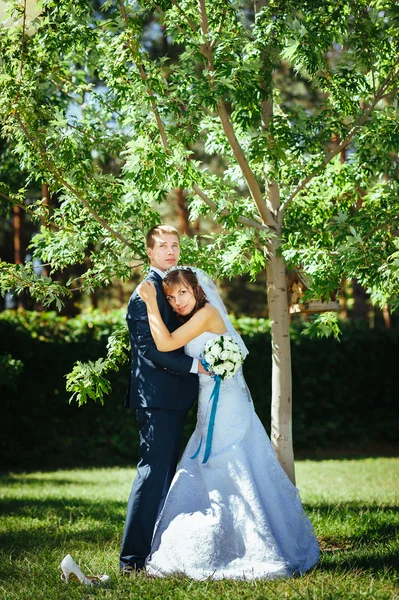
{"left": 13, "top": 204, "right": 25, "bottom": 309}
{"left": 13, "top": 205, "right": 22, "bottom": 265}
{"left": 266, "top": 237, "right": 295, "bottom": 485}
{"left": 175, "top": 187, "right": 192, "bottom": 236}
{"left": 382, "top": 305, "right": 391, "bottom": 329}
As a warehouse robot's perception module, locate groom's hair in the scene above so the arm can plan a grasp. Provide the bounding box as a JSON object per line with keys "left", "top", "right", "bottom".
{"left": 146, "top": 224, "right": 180, "bottom": 249}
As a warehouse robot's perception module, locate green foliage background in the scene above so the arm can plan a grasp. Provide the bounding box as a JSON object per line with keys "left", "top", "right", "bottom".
{"left": 1, "top": 0, "right": 399, "bottom": 310}
{"left": 1, "top": 310, "right": 397, "bottom": 470}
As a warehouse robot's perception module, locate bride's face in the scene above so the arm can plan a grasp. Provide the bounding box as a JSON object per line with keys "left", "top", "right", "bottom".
{"left": 165, "top": 283, "right": 196, "bottom": 316}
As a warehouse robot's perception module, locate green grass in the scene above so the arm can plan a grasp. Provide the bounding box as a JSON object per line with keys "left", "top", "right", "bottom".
{"left": 0, "top": 458, "right": 398, "bottom": 599}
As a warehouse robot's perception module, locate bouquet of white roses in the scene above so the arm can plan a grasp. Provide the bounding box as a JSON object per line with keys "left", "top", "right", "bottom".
{"left": 201, "top": 334, "right": 244, "bottom": 380}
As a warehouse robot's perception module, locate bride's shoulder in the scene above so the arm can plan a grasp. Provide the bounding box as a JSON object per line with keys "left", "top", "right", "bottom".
{"left": 196, "top": 303, "right": 224, "bottom": 324}
{"left": 191, "top": 303, "right": 218, "bottom": 321}
{"left": 201, "top": 303, "right": 219, "bottom": 316}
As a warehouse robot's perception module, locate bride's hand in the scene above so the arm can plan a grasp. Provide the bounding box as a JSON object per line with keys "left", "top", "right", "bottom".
{"left": 137, "top": 281, "right": 157, "bottom": 304}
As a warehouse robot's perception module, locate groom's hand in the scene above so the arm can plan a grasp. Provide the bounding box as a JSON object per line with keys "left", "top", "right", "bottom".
{"left": 198, "top": 361, "right": 210, "bottom": 375}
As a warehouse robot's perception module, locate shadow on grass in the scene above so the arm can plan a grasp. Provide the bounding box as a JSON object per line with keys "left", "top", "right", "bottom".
{"left": 319, "top": 548, "right": 399, "bottom": 576}
{"left": 309, "top": 502, "right": 399, "bottom": 537}
{"left": 295, "top": 445, "right": 399, "bottom": 461}
{"left": 0, "top": 497, "right": 126, "bottom": 552}
{"left": 310, "top": 502, "right": 399, "bottom": 576}
{"left": 0, "top": 476, "right": 106, "bottom": 487}
{"left": 0, "top": 496, "right": 126, "bottom": 520}
{"left": 1, "top": 493, "right": 398, "bottom": 578}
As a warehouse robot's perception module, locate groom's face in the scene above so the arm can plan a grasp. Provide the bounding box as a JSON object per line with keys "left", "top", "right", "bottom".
{"left": 147, "top": 233, "right": 180, "bottom": 272}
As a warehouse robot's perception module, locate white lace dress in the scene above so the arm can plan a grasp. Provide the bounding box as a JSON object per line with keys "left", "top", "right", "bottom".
{"left": 146, "top": 332, "right": 320, "bottom": 580}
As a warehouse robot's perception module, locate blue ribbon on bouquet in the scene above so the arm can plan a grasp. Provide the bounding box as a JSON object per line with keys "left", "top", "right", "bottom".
{"left": 190, "top": 359, "right": 222, "bottom": 464}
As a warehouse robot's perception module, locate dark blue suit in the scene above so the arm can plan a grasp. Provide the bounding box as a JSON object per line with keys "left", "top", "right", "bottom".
{"left": 120, "top": 270, "right": 198, "bottom": 570}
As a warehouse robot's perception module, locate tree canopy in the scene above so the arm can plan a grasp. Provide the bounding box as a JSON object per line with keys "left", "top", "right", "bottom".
{"left": 0, "top": 0, "right": 398, "bottom": 309}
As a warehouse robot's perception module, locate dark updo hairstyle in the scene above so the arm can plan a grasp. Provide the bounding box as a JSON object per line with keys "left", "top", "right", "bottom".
{"left": 162, "top": 268, "right": 208, "bottom": 322}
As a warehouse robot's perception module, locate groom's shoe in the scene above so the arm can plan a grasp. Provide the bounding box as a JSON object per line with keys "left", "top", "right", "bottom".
{"left": 120, "top": 563, "right": 145, "bottom": 575}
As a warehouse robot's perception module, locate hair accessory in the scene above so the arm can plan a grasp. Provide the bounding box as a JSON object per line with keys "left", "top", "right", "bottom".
{"left": 164, "top": 265, "right": 194, "bottom": 276}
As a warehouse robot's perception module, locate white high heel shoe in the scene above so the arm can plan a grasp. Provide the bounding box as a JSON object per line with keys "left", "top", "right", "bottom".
{"left": 60, "top": 554, "right": 109, "bottom": 586}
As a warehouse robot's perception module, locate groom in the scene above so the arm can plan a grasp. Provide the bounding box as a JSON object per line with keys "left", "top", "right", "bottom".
{"left": 120, "top": 224, "right": 201, "bottom": 572}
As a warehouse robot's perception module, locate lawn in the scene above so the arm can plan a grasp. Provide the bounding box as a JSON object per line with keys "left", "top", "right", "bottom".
{"left": 0, "top": 458, "right": 398, "bottom": 599}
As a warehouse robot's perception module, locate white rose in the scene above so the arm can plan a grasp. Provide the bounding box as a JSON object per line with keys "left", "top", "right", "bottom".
{"left": 213, "top": 365, "right": 225, "bottom": 375}
{"left": 209, "top": 344, "right": 222, "bottom": 358}
{"left": 231, "top": 352, "right": 241, "bottom": 363}
{"left": 204, "top": 352, "right": 215, "bottom": 365}
{"left": 223, "top": 339, "right": 235, "bottom": 350}
{"left": 220, "top": 350, "right": 230, "bottom": 361}
{"left": 224, "top": 361, "right": 235, "bottom": 371}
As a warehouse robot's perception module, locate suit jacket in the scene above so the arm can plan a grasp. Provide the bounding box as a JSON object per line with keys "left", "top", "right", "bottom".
{"left": 125, "top": 270, "right": 198, "bottom": 410}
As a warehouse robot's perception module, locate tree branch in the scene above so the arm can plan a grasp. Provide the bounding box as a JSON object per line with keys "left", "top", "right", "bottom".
{"left": 69, "top": 262, "right": 145, "bottom": 291}
{"left": 119, "top": 2, "right": 172, "bottom": 151}
{"left": 155, "top": 4, "right": 185, "bottom": 35}
{"left": 210, "top": 4, "right": 227, "bottom": 47}
{"left": 170, "top": 0, "right": 197, "bottom": 32}
{"left": 119, "top": 1, "right": 265, "bottom": 232}
{"left": 362, "top": 215, "right": 399, "bottom": 241}
{"left": 216, "top": 101, "right": 274, "bottom": 227}
{"left": 49, "top": 77, "right": 126, "bottom": 128}
{"left": 254, "top": 0, "right": 273, "bottom": 131}
{"left": 0, "top": 190, "right": 58, "bottom": 231}
{"left": 10, "top": 0, "right": 27, "bottom": 111}
{"left": 198, "top": 0, "right": 209, "bottom": 35}
{"left": 191, "top": 184, "right": 268, "bottom": 231}
{"left": 120, "top": 2, "right": 272, "bottom": 232}
{"left": 119, "top": 0, "right": 127, "bottom": 21}
{"left": 197, "top": 1, "right": 275, "bottom": 228}
{"left": 280, "top": 55, "right": 399, "bottom": 216}
{"left": 378, "top": 55, "right": 399, "bottom": 97}
{"left": 14, "top": 115, "right": 132, "bottom": 248}
{"left": 19, "top": 0, "right": 27, "bottom": 80}
{"left": 380, "top": 87, "right": 399, "bottom": 101}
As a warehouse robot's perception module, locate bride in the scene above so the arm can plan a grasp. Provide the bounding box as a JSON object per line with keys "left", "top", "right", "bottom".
{"left": 138, "top": 266, "right": 320, "bottom": 580}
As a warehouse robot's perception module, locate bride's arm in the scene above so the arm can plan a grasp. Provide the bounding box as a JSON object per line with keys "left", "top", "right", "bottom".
{"left": 138, "top": 281, "right": 215, "bottom": 351}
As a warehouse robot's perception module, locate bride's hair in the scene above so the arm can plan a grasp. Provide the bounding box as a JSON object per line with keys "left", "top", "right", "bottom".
{"left": 162, "top": 268, "right": 208, "bottom": 322}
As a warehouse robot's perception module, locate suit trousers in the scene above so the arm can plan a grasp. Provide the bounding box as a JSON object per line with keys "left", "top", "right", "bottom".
{"left": 120, "top": 407, "right": 189, "bottom": 570}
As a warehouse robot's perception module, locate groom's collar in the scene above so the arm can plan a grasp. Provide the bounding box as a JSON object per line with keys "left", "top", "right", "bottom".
{"left": 150, "top": 267, "right": 166, "bottom": 279}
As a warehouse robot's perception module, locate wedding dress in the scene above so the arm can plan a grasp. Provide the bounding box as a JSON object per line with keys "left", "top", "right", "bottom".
{"left": 146, "top": 331, "right": 320, "bottom": 580}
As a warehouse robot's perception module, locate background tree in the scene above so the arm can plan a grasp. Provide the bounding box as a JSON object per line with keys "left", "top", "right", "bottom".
{"left": 1, "top": 0, "right": 399, "bottom": 482}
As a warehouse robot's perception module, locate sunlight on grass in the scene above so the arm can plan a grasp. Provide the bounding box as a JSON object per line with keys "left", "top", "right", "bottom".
{"left": 297, "top": 458, "right": 399, "bottom": 505}
{"left": 0, "top": 459, "right": 398, "bottom": 600}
